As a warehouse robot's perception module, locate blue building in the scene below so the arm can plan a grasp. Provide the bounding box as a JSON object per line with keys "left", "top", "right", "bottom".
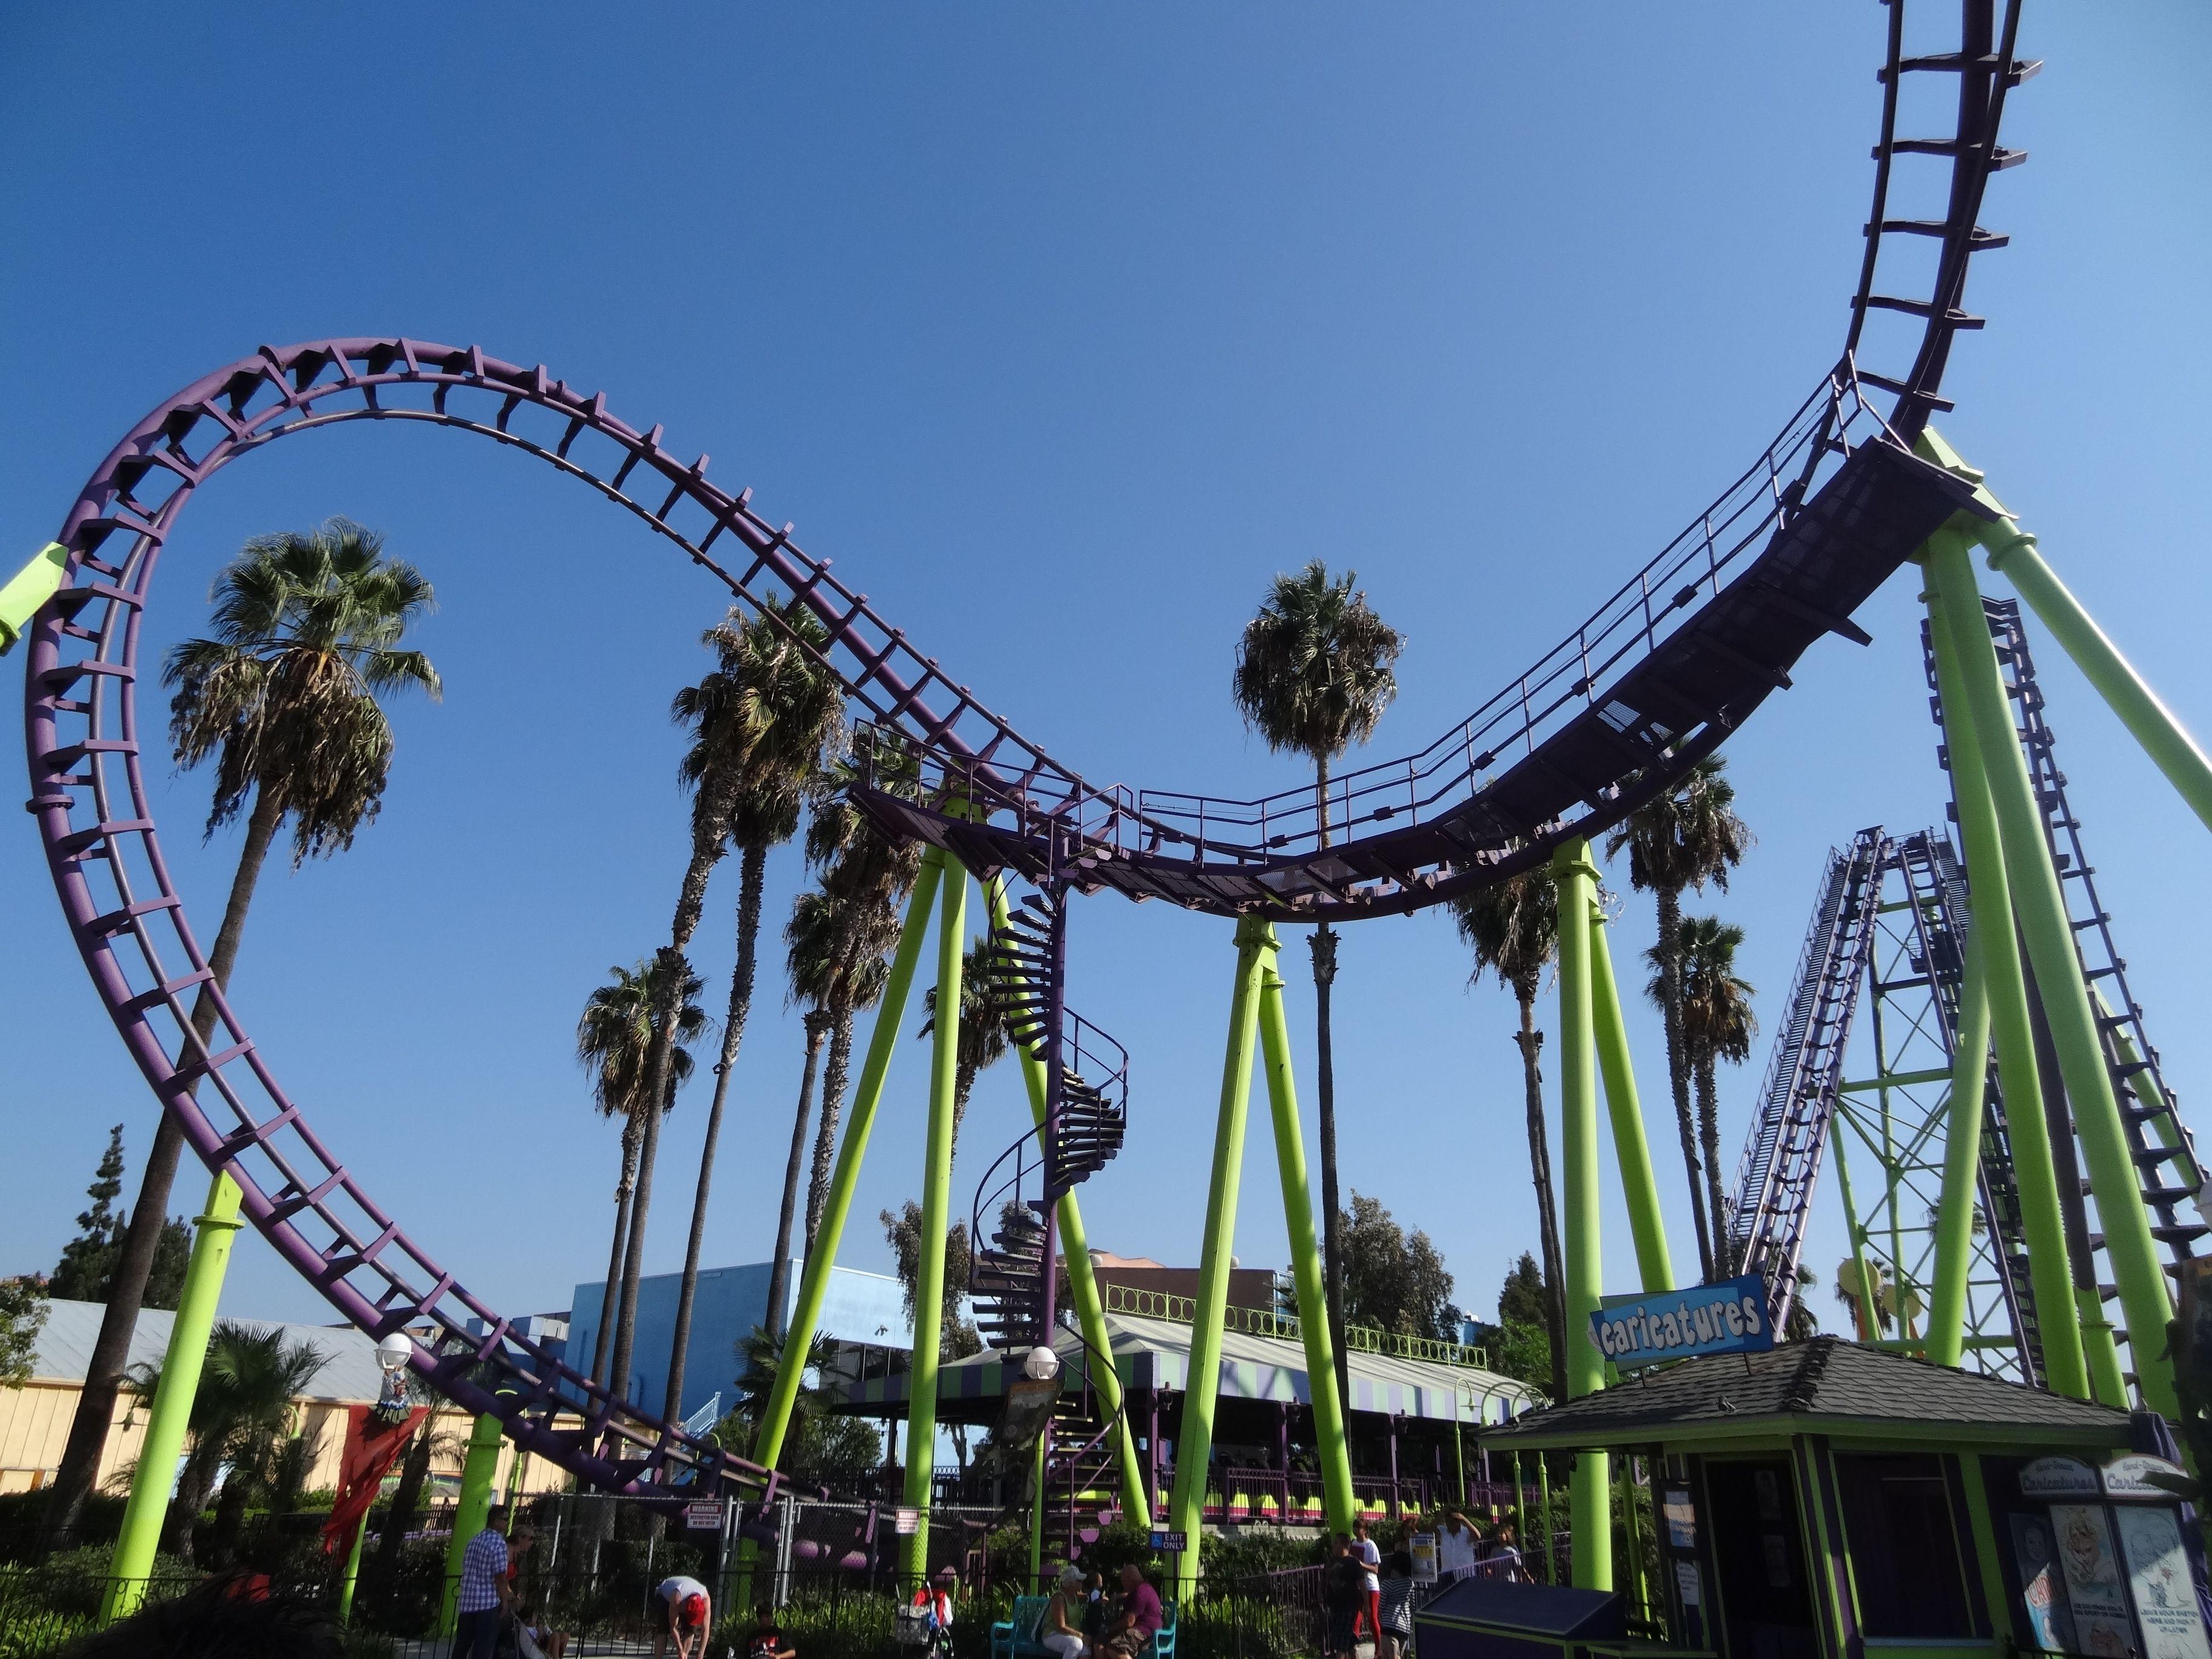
{"left": 568, "top": 1259, "right": 911, "bottom": 1425}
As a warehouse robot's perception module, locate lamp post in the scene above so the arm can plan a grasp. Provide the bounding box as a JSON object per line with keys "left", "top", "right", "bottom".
{"left": 341, "top": 1333, "right": 417, "bottom": 1626}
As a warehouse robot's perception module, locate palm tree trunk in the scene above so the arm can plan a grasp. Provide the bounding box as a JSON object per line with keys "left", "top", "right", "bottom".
{"left": 805, "top": 1007, "right": 856, "bottom": 1248}
{"left": 1309, "top": 751, "right": 1353, "bottom": 1427}
{"left": 614, "top": 823, "right": 722, "bottom": 1406}
{"left": 1697, "top": 1054, "right": 1730, "bottom": 1278}
{"left": 1513, "top": 986, "right": 1570, "bottom": 1407}
{"left": 164, "top": 1442, "right": 223, "bottom": 1564}
{"left": 592, "top": 1116, "right": 642, "bottom": 1388}
{"left": 950, "top": 1063, "right": 977, "bottom": 1167}
{"left": 47, "top": 787, "right": 286, "bottom": 1542}
{"left": 1656, "top": 891, "right": 1714, "bottom": 1280}
{"left": 370, "top": 1418, "right": 436, "bottom": 1603}
{"left": 765, "top": 1017, "right": 827, "bottom": 1339}
{"left": 665, "top": 844, "right": 767, "bottom": 1422}
{"left": 611, "top": 940, "right": 690, "bottom": 1404}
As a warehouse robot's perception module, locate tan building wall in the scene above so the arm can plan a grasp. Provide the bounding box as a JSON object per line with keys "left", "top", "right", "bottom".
{"left": 1, "top": 1378, "right": 570, "bottom": 1503}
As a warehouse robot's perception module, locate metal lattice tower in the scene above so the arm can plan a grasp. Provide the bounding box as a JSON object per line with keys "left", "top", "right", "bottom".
{"left": 1825, "top": 831, "right": 2040, "bottom": 1382}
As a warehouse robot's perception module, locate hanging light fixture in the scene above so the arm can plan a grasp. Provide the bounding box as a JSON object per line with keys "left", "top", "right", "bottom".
{"left": 374, "top": 1332, "right": 416, "bottom": 1424}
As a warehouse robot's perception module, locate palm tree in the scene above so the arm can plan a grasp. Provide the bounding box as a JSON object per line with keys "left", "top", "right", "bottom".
{"left": 47, "top": 521, "right": 438, "bottom": 1539}
{"left": 1674, "top": 916, "right": 1755, "bottom": 1275}
{"left": 763, "top": 1004, "right": 834, "bottom": 1341}
{"left": 661, "top": 602, "right": 843, "bottom": 1421}
{"left": 797, "top": 790, "right": 922, "bottom": 1247}
{"left": 1602, "top": 757, "right": 1751, "bottom": 1281}
{"left": 919, "top": 937, "right": 1013, "bottom": 1164}
{"left": 124, "top": 1321, "right": 326, "bottom": 1563}
{"left": 1451, "top": 868, "right": 1569, "bottom": 1407}
{"left": 578, "top": 957, "right": 708, "bottom": 1396}
{"left": 1231, "top": 560, "right": 1403, "bottom": 1411}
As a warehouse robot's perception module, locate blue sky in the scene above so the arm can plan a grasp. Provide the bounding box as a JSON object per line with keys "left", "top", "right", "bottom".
{"left": 2, "top": 5, "right": 2208, "bottom": 1372}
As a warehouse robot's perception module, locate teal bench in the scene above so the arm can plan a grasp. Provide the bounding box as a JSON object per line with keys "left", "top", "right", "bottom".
{"left": 990, "top": 1594, "right": 1178, "bottom": 1659}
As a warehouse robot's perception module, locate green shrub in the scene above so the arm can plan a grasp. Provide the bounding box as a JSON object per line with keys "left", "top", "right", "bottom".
{"left": 1200, "top": 1527, "right": 1319, "bottom": 1588}
{"left": 0, "top": 1490, "right": 127, "bottom": 1561}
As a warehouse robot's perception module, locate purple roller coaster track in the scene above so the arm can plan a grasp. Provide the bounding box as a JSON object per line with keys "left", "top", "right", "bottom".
{"left": 21, "top": 1, "right": 2029, "bottom": 1506}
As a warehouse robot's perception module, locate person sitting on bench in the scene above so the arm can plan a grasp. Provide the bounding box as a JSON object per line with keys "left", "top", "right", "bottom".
{"left": 1039, "top": 1566, "right": 1090, "bottom": 1658}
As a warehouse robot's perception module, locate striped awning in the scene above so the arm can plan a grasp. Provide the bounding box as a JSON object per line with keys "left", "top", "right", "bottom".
{"left": 835, "top": 1310, "right": 1537, "bottom": 1426}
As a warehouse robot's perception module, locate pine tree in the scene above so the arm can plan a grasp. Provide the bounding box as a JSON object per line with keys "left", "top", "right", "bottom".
{"left": 142, "top": 1219, "right": 192, "bottom": 1312}
{"left": 50, "top": 1128, "right": 127, "bottom": 1301}
{"left": 49, "top": 1127, "right": 193, "bottom": 1307}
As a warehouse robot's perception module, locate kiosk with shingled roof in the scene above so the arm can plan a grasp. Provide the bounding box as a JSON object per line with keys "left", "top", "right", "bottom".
{"left": 1441, "top": 1336, "right": 2211, "bottom": 1659}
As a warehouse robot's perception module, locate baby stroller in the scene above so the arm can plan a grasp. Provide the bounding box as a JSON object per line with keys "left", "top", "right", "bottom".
{"left": 896, "top": 1576, "right": 958, "bottom": 1658}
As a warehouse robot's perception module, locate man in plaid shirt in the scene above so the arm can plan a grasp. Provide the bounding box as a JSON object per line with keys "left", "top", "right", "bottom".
{"left": 453, "top": 1504, "right": 515, "bottom": 1658}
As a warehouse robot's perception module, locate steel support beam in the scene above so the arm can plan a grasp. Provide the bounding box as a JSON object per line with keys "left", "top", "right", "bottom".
{"left": 1588, "top": 902, "right": 1675, "bottom": 1293}
{"left": 1931, "top": 532, "right": 2177, "bottom": 1416}
{"left": 1924, "top": 546, "right": 2092, "bottom": 1399}
{"left": 1255, "top": 934, "right": 1356, "bottom": 1532}
{"left": 103, "top": 1171, "right": 243, "bottom": 1621}
{"left": 754, "top": 856, "right": 942, "bottom": 1474}
{"left": 1928, "top": 925, "right": 1991, "bottom": 1365}
{"left": 1552, "top": 840, "right": 1610, "bottom": 1590}
{"left": 900, "top": 853, "right": 970, "bottom": 1579}
{"left": 1167, "top": 916, "right": 1269, "bottom": 1603}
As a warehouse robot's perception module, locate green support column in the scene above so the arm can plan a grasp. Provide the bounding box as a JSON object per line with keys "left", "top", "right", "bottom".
{"left": 1917, "top": 429, "right": 2212, "bottom": 838}
{"left": 753, "top": 854, "right": 944, "bottom": 1474}
{"left": 1587, "top": 904, "right": 1675, "bottom": 1293}
{"left": 1829, "top": 1127, "right": 1880, "bottom": 1341}
{"left": 1923, "top": 554, "right": 2094, "bottom": 1400}
{"left": 1538, "top": 1454, "right": 1555, "bottom": 1584}
{"left": 1166, "top": 916, "right": 1270, "bottom": 1605}
{"left": 439, "top": 1410, "right": 506, "bottom": 1634}
{"left": 1927, "top": 925, "right": 1991, "bottom": 1366}
{"left": 1551, "top": 841, "right": 1610, "bottom": 1592}
{"left": 1028, "top": 1426, "right": 1049, "bottom": 1591}
{"left": 1254, "top": 933, "right": 1356, "bottom": 1532}
{"left": 104, "top": 1171, "right": 243, "bottom": 1621}
{"left": 0, "top": 542, "right": 67, "bottom": 654}
{"left": 1931, "top": 534, "right": 2177, "bottom": 1416}
{"left": 989, "top": 881, "right": 1151, "bottom": 1530}
{"left": 900, "top": 854, "right": 970, "bottom": 1581}
{"left": 337, "top": 1512, "right": 369, "bottom": 1625}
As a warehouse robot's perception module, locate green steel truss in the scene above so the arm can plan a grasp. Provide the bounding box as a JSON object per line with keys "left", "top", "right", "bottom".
{"left": 1830, "top": 831, "right": 2040, "bottom": 1383}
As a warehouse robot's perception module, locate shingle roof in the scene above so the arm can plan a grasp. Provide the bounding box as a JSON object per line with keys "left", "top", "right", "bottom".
{"left": 27, "top": 1298, "right": 385, "bottom": 1403}
{"left": 1481, "top": 1336, "right": 2132, "bottom": 1447}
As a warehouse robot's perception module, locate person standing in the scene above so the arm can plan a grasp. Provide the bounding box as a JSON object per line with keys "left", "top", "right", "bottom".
{"left": 1435, "top": 1506, "right": 1478, "bottom": 1581}
{"left": 1324, "top": 1535, "right": 1362, "bottom": 1659}
{"left": 651, "top": 1574, "right": 713, "bottom": 1659}
{"left": 1352, "top": 1517, "right": 1382, "bottom": 1646}
{"left": 1377, "top": 1550, "right": 1415, "bottom": 1659}
{"left": 452, "top": 1505, "right": 514, "bottom": 1659}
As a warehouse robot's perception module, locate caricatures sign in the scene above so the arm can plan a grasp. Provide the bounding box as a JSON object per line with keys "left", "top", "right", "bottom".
{"left": 1587, "top": 1275, "right": 1774, "bottom": 1370}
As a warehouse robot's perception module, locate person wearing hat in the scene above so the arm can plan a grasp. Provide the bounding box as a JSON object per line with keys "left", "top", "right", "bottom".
{"left": 651, "top": 1572, "right": 713, "bottom": 1659}
{"left": 1039, "top": 1565, "right": 1090, "bottom": 1659}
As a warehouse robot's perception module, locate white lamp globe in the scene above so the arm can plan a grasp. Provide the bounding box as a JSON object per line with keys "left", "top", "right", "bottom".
{"left": 376, "top": 1332, "right": 415, "bottom": 1375}
{"left": 1023, "top": 1344, "right": 1061, "bottom": 1382}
